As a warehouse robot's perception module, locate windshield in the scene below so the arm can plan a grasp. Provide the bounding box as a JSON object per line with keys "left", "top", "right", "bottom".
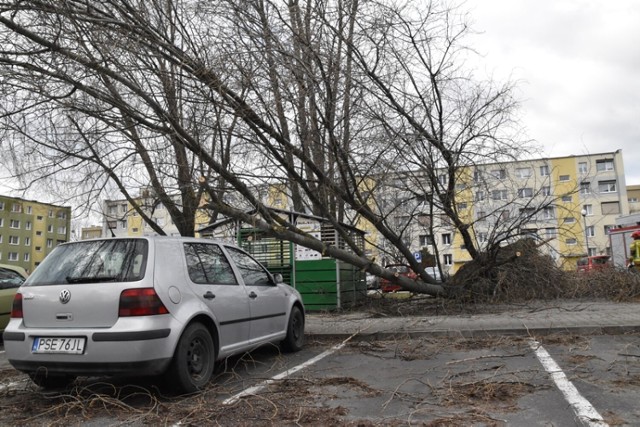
{"left": 26, "top": 239, "right": 148, "bottom": 286}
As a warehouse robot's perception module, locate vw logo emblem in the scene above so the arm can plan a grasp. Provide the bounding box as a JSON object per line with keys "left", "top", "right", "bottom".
{"left": 59, "top": 289, "right": 71, "bottom": 304}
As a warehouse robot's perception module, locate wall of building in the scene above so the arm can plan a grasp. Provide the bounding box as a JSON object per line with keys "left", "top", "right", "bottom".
{"left": 0, "top": 195, "right": 71, "bottom": 273}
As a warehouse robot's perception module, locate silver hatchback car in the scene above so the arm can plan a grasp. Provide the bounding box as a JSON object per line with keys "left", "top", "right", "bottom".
{"left": 3, "top": 236, "right": 305, "bottom": 394}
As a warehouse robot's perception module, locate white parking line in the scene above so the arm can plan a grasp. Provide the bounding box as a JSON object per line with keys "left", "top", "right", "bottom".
{"left": 529, "top": 340, "right": 608, "bottom": 427}
{"left": 223, "top": 333, "right": 357, "bottom": 406}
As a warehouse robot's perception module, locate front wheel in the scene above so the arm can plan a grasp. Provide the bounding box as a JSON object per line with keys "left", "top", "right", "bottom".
{"left": 281, "top": 305, "right": 305, "bottom": 352}
{"left": 164, "top": 323, "right": 215, "bottom": 394}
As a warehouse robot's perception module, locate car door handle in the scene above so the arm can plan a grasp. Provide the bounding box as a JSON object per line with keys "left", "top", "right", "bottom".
{"left": 249, "top": 291, "right": 258, "bottom": 299}
{"left": 203, "top": 291, "right": 216, "bottom": 300}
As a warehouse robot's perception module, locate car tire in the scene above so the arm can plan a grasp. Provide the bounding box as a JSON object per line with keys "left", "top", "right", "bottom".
{"left": 28, "top": 372, "right": 75, "bottom": 389}
{"left": 165, "top": 322, "right": 215, "bottom": 394}
{"left": 281, "top": 305, "right": 305, "bottom": 352}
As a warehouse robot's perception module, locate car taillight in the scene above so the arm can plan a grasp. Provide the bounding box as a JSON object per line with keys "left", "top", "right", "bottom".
{"left": 11, "top": 292, "right": 23, "bottom": 318}
{"left": 119, "top": 288, "right": 169, "bottom": 317}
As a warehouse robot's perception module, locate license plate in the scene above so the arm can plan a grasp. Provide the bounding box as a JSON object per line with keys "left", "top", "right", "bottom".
{"left": 32, "top": 337, "right": 86, "bottom": 354}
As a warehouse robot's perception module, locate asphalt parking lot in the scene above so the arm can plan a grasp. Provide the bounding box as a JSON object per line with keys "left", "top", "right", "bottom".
{"left": 2, "top": 331, "right": 640, "bottom": 426}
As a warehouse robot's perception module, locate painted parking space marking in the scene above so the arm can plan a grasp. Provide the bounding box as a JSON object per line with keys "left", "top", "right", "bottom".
{"left": 223, "top": 332, "right": 358, "bottom": 406}
{"left": 529, "top": 339, "right": 608, "bottom": 427}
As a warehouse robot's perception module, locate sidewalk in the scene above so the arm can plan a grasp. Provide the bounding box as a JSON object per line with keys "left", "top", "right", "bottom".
{"left": 305, "top": 300, "right": 640, "bottom": 339}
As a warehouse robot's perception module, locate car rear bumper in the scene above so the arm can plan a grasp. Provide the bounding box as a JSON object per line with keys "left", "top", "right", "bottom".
{"left": 3, "top": 318, "right": 181, "bottom": 377}
{"left": 8, "top": 358, "right": 172, "bottom": 376}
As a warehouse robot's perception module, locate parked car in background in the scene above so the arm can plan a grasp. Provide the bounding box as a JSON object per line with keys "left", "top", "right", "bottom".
{"left": 0, "top": 264, "right": 28, "bottom": 334}
{"left": 380, "top": 264, "right": 418, "bottom": 292}
{"left": 3, "top": 236, "right": 305, "bottom": 394}
{"left": 576, "top": 255, "right": 612, "bottom": 272}
{"left": 380, "top": 263, "right": 444, "bottom": 292}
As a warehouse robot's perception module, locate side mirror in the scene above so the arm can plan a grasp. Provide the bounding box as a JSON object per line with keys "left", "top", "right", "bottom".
{"left": 273, "top": 273, "right": 284, "bottom": 284}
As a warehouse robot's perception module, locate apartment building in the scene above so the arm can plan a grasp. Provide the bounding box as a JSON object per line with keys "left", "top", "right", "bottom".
{"left": 0, "top": 195, "right": 71, "bottom": 273}
{"left": 359, "top": 150, "right": 629, "bottom": 273}
{"left": 102, "top": 189, "right": 211, "bottom": 237}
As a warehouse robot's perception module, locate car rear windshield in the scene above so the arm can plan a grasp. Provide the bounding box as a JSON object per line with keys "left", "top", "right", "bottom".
{"left": 25, "top": 239, "right": 148, "bottom": 286}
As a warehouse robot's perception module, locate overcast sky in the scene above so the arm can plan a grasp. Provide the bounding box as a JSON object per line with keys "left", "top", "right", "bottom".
{"left": 466, "top": 0, "right": 640, "bottom": 185}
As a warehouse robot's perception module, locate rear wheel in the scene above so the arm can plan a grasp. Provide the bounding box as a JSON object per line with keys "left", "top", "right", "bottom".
{"left": 282, "top": 306, "right": 305, "bottom": 352}
{"left": 28, "top": 372, "right": 76, "bottom": 389}
{"left": 165, "top": 323, "right": 215, "bottom": 394}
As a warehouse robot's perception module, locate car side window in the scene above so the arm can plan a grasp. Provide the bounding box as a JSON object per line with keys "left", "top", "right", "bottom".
{"left": 184, "top": 243, "right": 238, "bottom": 285}
{"left": 225, "top": 247, "right": 272, "bottom": 286}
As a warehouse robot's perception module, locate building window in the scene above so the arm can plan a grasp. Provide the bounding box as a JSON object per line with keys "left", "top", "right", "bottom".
{"left": 519, "top": 208, "right": 535, "bottom": 219}
{"left": 598, "top": 180, "right": 617, "bottom": 193}
{"left": 541, "top": 186, "right": 551, "bottom": 196}
{"left": 543, "top": 207, "right": 555, "bottom": 219}
{"left": 0, "top": 218, "right": 3, "bottom": 227}
{"left": 36, "top": 215, "right": 43, "bottom": 221}
{"left": 58, "top": 226, "right": 66, "bottom": 234}
{"left": 563, "top": 217, "right": 576, "bottom": 224}
{"left": 476, "top": 211, "right": 486, "bottom": 222}
{"left": 604, "top": 225, "right": 614, "bottom": 235}
{"left": 57, "top": 211, "right": 67, "bottom": 219}
{"left": 442, "top": 233, "right": 452, "bottom": 245}
{"left": 11, "top": 203, "right": 22, "bottom": 213}
{"left": 477, "top": 232, "right": 488, "bottom": 243}
{"left": 24, "top": 253, "right": 30, "bottom": 262}
{"left": 473, "top": 170, "right": 482, "bottom": 182}
{"left": 0, "top": 235, "right": 2, "bottom": 243}
{"left": 583, "top": 204, "right": 593, "bottom": 215}
{"left": 10, "top": 219, "right": 20, "bottom": 229}
{"left": 47, "top": 224, "right": 53, "bottom": 233}
{"left": 544, "top": 228, "right": 557, "bottom": 238}
{"left": 601, "top": 201, "right": 621, "bottom": 215}
{"left": 562, "top": 195, "right": 572, "bottom": 202}
{"left": 35, "top": 246, "right": 42, "bottom": 252}
{"left": 475, "top": 191, "right": 485, "bottom": 201}
{"left": 491, "top": 190, "right": 508, "bottom": 200}
{"left": 47, "top": 239, "right": 53, "bottom": 248}
{"left": 491, "top": 169, "right": 506, "bottom": 180}
{"left": 120, "top": 220, "right": 127, "bottom": 229}
{"left": 630, "top": 197, "right": 639, "bottom": 203}
{"left": 0, "top": 202, "right": 4, "bottom": 210}
{"left": 517, "top": 188, "right": 534, "bottom": 198}
{"left": 499, "top": 210, "right": 510, "bottom": 221}
{"left": 457, "top": 202, "right": 467, "bottom": 210}
{"left": 596, "top": 159, "right": 614, "bottom": 172}
{"left": 559, "top": 175, "right": 570, "bottom": 182}
{"left": 540, "top": 165, "right": 550, "bottom": 176}
{"left": 8, "top": 252, "right": 19, "bottom": 261}
{"left": 24, "top": 237, "right": 30, "bottom": 246}
{"left": 120, "top": 203, "right": 127, "bottom": 213}
{"left": 48, "top": 209, "right": 53, "bottom": 218}
{"left": 580, "top": 182, "right": 591, "bottom": 194}
{"left": 443, "top": 254, "right": 453, "bottom": 266}
{"left": 586, "top": 226, "right": 595, "bottom": 238}
{"left": 419, "top": 235, "right": 433, "bottom": 246}
{"left": 25, "top": 221, "right": 32, "bottom": 230}
{"left": 132, "top": 227, "right": 139, "bottom": 233}
{"left": 516, "top": 168, "right": 532, "bottom": 178}
{"left": 578, "top": 162, "right": 588, "bottom": 174}
{"left": 566, "top": 238, "right": 577, "bottom": 245}
{"left": 36, "top": 231, "right": 42, "bottom": 236}
{"left": 9, "top": 235, "right": 19, "bottom": 245}
{"left": 438, "top": 174, "right": 448, "bottom": 185}
{"left": 26, "top": 206, "right": 32, "bottom": 214}
{"left": 108, "top": 205, "right": 117, "bottom": 215}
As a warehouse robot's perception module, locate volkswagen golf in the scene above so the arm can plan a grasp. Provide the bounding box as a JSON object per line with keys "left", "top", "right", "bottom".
{"left": 2, "top": 236, "right": 305, "bottom": 394}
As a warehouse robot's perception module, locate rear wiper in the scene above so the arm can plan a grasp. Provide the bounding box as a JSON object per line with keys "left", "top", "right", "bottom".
{"left": 65, "top": 276, "right": 119, "bottom": 283}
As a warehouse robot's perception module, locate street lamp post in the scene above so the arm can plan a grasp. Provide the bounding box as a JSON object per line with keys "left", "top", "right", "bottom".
{"left": 581, "top": 208, "right": 589, "bottom": 256}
